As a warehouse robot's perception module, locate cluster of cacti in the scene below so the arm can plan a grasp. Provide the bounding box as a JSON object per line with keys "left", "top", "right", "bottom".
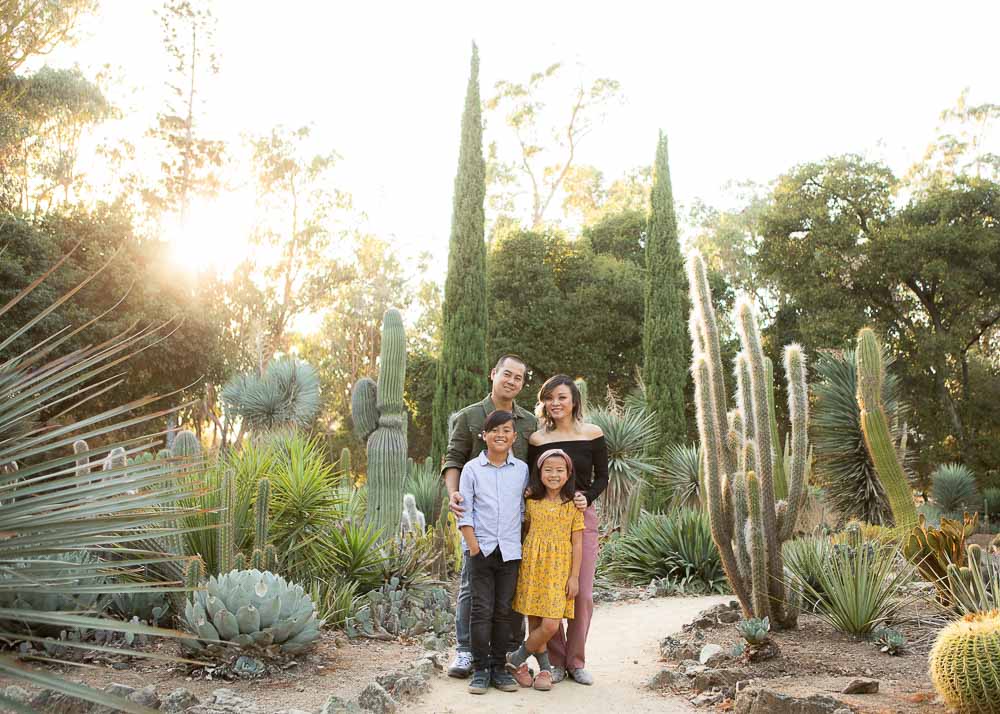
{"left": 345, "top": 577, "right": 453, "bottom": 640}
{"left": 0, "top": 552, "right": 110, "bottom": 636}
{"left": 111, "top": 590, "right": 170, "bottom": 627}
{"left": 903, "top": 512, "right": 978, "bottom": 606}
{"left": 855, "top": 328, "right": 918, "bottom": 529}
{"left": 736, "top": 616, "right": 771, "bottom": 645}
{"left": 181, "top": 569, "right": 321, "bottom": 657}
{"left": 929, "top": 609, "right": 1000, "bottom": 713}
{"left": 686, "top": 252, "right": 809, "bottom": 628}
{"left": 400, "top": 493, "right": 426, "bottom": 534}
{"left": 351, "top": 308, "right": 408, "bottom": 537}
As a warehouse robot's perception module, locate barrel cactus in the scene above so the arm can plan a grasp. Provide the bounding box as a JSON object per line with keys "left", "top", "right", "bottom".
{"left": 929, "top": 609, "right": 1000, "bottom": 713}
{"left": 182, "top": 569, "right": 321, "bottom": 657}
{"left": 350, "top": 308, "right": 407, "bottom": 536}
{"left": 171, "top": 429, "right": 201, "bottom": 458}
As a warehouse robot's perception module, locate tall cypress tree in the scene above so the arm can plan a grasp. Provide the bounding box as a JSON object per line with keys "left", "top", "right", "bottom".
{"left": 431, "top": 43, "right": 488, "bottom": 461}
{"left": 643, "top": 131, "right": 689, "bottom": 446}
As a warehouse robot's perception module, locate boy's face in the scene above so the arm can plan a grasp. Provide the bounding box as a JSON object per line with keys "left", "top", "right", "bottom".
{"left": 485, "top": 421, "right": 517, "bottom": 451}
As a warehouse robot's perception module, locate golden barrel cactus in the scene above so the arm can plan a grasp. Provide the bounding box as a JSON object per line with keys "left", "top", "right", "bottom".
{"left": 929, "top": 609, "right": 1000, "bottom": 713}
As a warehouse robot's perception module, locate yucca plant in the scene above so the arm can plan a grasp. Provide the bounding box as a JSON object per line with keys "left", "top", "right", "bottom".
{"left": 812, "top": 349, "right": 908, "bottom": 525}
{"left": 659, "top": 443, "right": 701, "bottom": 510}
{"left": 0, "top": 251, "right": 207, "bottom": 712}
{"left": 589, "top": 397, "right": 661, "bottom": 532}
{"left": 782, "top": 536, "right": 832, "bottom": 610}
{"left": 221, "top": 356, "right": 321, "bottom": 435}
{"left": 328, "top": 520, "right": 385, "bottom": 593}
{"left": 787, "top": 538, "right": 913, "bottom": 636}
{"left": 931, "top": 463, "right": 979, "bottom": 514}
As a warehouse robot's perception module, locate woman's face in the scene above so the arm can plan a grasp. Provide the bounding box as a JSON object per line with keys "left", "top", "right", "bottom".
{"left": 540, "top": 457, "right": 569, "bottom": 491}
{"left": 543, "top": 384, "right": 574, "bottom": 421}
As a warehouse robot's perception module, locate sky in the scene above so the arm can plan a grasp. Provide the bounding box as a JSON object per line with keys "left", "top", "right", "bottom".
{"left": 39, "top": 0, "right": 1000, "bottom": 278}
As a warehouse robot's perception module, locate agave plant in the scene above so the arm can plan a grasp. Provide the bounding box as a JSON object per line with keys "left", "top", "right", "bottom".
{"left": 0, "top": 251, "right": 206, "bottom": 712}
{"left": 659, "top": 443, "right": 701, "bottom": 510}
{"left": 589, "top": 397, "right": 661, "bottom": 532}
{"left": 931, "top": 463, "right": 979, "bottom": 514}
{"left": 221, "top": 356, "right": 321, "bottom": 435}
{"left": 812, "top": 348, "right": 909, "bottom": 525}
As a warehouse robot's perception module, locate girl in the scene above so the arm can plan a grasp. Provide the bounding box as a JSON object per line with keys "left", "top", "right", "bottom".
{"left": 506, "top": 448, "right": 584, "bottom": 691}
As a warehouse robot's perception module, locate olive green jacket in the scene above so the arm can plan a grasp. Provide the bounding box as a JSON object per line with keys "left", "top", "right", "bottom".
{"left": 441, "top": 394, "right": 538, "bottom": 474}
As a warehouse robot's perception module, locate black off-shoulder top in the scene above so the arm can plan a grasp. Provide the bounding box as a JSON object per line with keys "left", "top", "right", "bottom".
{"left": 526, "top": 436, "right": 609, "bottom": 506}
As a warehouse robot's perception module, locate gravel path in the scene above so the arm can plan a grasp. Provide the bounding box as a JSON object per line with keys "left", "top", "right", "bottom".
{"left": 409, "top": 594, "right": 731, "bottom": 713}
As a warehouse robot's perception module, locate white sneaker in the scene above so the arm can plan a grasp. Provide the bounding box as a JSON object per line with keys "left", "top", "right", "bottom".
{"left": 448, "top": 651, "right": 473, "bottom": 678}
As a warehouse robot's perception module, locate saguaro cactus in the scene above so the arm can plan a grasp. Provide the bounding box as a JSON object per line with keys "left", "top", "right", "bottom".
{"left": 855, "top": 327, "right": 917, "bottom": 529}
{"left": 351, "top": 308, "right": 408, "bottom": 537}
{"left": 687, "top": 251, "right": 809, "bottom": 628}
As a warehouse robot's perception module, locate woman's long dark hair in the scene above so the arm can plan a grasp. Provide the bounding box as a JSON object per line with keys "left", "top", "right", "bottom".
{"left": 535, "top": 374, "right": 583, "bottom": 431}
{"left": 526, "top": 451, "right": 576, "bottom": 503}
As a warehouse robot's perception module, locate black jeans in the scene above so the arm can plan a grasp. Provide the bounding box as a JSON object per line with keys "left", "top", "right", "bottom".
{"left": 468, "top": 547, "right": 520, "bottom": 671}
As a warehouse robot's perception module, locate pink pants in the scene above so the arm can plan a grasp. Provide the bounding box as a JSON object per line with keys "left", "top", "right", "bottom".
{"left": 547, "top": 505, "right": 598, "bottom": 670}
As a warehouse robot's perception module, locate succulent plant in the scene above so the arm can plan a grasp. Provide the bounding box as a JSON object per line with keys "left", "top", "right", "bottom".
{"left": 929, "top": 609, "right": 1000, "bottom": 712}
{"left": 171, "top": 429, "right": 202, "bottom": 458}
{"left": 221, "top": 357, "right": 321, "bottom": 433}
{"left": 872, "top": 626, "right": 906, "bottom": 655}
{"left": 400, "top": 493, "right": 426, "bottom": 535}
{"left": 111, "top": 590, "right": 170, "bottom": 627}
{"left": 345, "top": 577, "right": 453, "bottom": 640}
{"left": 181, "top": 569, "right": 321, "bottom": 657}
{"left": 931, "top": 463, "right": 979, "bottom": 514}
{"left": 736, "top": 616, "right": 771, "bottom": 645}
{"left": 903, "top": 512, "right": 978, "bottom": 606}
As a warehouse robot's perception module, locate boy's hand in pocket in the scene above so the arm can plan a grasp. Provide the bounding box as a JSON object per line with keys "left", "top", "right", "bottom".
{"left": 566, "top": 575, "right": 579, "bottom": 599}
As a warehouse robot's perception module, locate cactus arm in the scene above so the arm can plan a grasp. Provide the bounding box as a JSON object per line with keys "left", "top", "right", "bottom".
{"left": 855, "top": 328, "right": 917, "bottom": 529}
{"left": 765, "top": 358, "right": 788, "bottom": 500}
{"left": 693, "top": 354, "right": 751, "bottom": 612}
{"left": 746, "top": 471, "right": 771, "bottom": 619}
{"left": 351, "top": 377, "right": 379, "bottom": 440}
{"left": 780, "top": 345, "right": 809, "bottom": 541}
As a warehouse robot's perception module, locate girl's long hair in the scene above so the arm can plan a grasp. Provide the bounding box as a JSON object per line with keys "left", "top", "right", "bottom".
{"left": 535, "top": 374, "right": 583, "bottom": 431}
{"left": 526, "top": 451, "right": 576, "bottom": 503}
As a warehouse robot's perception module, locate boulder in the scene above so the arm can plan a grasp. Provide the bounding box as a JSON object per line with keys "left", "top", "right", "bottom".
{"left": 357, "top": 682, "right": 397, "bottom": 714}
{"left": 699, "top": 644, "right": 724, "bottom": 664}
{"left": 187, "top": 688, "right": 264, "bottom": 714}
{"left": 647, "top": 669, "right": 692, "bottom": 690}
{"left": 162, "top": 687, "right": 201, "bottom": 713}
{"left": 735, "top": 687, "right": 851, "bottom": 714}
{"left": 691, "top": 667, "right": 751, "bottom": 693}
{"left": 841, "top": 678, "right": 878, "bottom": 694}
{"left": 319, "top": 695, "right": 363, "bottom": 714}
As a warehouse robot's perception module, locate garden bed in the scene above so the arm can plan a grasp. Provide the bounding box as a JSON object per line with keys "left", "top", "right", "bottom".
{"left": 653, "top": 599, "right": 946, "bottom": 713}
{"left": 0, "top": 630, "right": 430, "bottom": 713}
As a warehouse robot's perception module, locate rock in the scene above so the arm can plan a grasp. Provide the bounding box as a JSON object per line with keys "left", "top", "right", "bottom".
{"left": 408, "top": 658, "right": 435, "bottom": 680}
{"left": 718, "top": 610, "right": 742, "bottom": 623}
{"left": 187, "top": 688, "right": 264, "bottom": 714}
{"left": 358, "top": 682, "right": 398, "bottom": 714}
{"left": 692, "top": 668, "right": 751, "bottom": 693}
{"left": 660, "top": 636, "right": 700, "bottom": 662}
{"left": 692, "top": 691, "right": 725, "bottom": 706}
{"left": 129, "top": 685, "right": 161, "bottom": 709}
{"left": 1, "top": 686, "right": 30, "bottom": 705}
{"left": 685, "top": 664, "right": 709, "bottom": 676}
{"left": 272, "top": 710, "right": 313, "bottom": 714}
{"left": 390, "top": 675, "right": 428, "bottom": 698}
{"left": 699, "top": 643, "right": 724, "bottom": 664}
{"left": 89, "top": 683, "right": 140, "bottom": 714}
{"left": 687, "top": 616, "right": 716, "bottom": 629}
{"left": 680, "top": 658, "right": 701, "bottom": 669}
{"left": 841, "top": 678, "right": 878, "bottom": 694}
{"left": 161, "top": 687, "right": 201, "bottom": 713}
{"left": 319, "top": 695, "right": 363, "bottom": 714}
{"left": 421, "top": 634, "right": 448, "bottom": 651}
{"left": 420, "top": 651, "right": 445, "bottom": 670}
{"left": 30, "top": 689, "right": 92, "bottom": 714}
{"left": 735, "top": 687, "right": 850, "bottom": 714}
{"left": 647, "top": 669, "right": 692, "bottom": 690}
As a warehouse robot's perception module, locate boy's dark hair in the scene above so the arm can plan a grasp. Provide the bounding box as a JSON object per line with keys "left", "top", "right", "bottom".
{"left": 526, "top": 452, "right": 576, "bottom": 503}
{"left": 493, "top": 354, "right": 527, "bottom": 372}
{"left": 482, "top": 409, "right": 516, "bottom": 433}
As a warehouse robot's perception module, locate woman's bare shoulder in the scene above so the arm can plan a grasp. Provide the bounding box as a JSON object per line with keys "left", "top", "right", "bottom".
{"left": 528, "top": 430, "right": 547, "bottom": 445}
{"left": 582, "top": 422, "right": 604, "bottom": 439}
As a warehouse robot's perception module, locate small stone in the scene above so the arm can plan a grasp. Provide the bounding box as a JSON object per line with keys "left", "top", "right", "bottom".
{"left": 680, "top": 659, "right": 701, "bottom": 668}
{"left": 375, "top": 670, "right": 405, "bottom": 690}
{"left": 735, "top": 687, "right": 848, "bottom": 714}
{"left": 689, "top": 616, "right": 715, "bottom": 629}
{"left": 692, "top": 691, "right": 725, "bottom": 706}
{"left": 2, "top": 686, "right": 30, "bottom": 705}
{"left": 129, "top": 685, "right": 161, "bottom": 709}
{"left": 319, "top": 695, "right": 363, "bottom": 714}
{"left": 699, "top": 643, "right": 724, "bottom": 664}
{"left": 161, "top": 687, "right": 200, "bottom": 713}
{"left": 647, "top": 669, "right": 691, "bottom": 690}
{"left": 420, "top": 651, "right": 445, "bottom": 670}
{"left": 660, "top": 636, "right": 700, "bottom": 662}
{"left": 358, "top": 682, "right": 398, "bottom": 714}
{"left": 408, "top": 658, "right": 435, "bottom": 680}
{"left": 841, "top": 677, "right": 879, "bottom": 694}
{"left": 692, "top": 668, "right": 750, "bottom": 693}
{"left": 389, "top": 675, "right": 428, "bottom": 698}
{"left": 685, "top": 664, "right": 709, "bottom": 676}
{"left": 30, "top": 689, "right": 92, "bottom": 714}
{"left": 718, "top": 610, "right": 741, "bottom": 623}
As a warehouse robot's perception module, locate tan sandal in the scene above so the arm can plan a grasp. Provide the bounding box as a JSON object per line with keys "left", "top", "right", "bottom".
{"left": 533, "top": 669, "right": 553, "bottom": 691}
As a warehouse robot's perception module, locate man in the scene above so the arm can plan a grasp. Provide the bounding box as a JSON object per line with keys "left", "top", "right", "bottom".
{"left": 441, "top": 354, "right": 537, "bottom": 679}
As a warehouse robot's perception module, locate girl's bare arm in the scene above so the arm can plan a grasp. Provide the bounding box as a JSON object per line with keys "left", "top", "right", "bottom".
{"left": 566, "top": 530, "right": 583, "bottom": 597}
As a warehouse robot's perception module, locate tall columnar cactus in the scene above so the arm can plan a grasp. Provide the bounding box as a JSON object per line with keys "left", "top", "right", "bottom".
{"left": 929, "top": 609, "right": 1000, "bottom": 713}
{"left": 340, "top": 447, "right": 352, "bottom": 484}
{"left": 855, "top": 327, "right": 917, "bottom": 529}
{"left": 250, "top": 478, "right": 278, "bottom": 572}
{"left": 73, "top": 439, "right": 90, "bottom": 480}
{"left": 351, "top": 308, "right": 408, "bottom": 537}
{"left": 687, "top": 251, "right": 809, "bottom": 628}
{"left": 218, "top": 468, "right": 237, "bottom": 574}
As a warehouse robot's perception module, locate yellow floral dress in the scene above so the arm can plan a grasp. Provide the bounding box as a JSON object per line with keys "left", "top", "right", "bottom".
{"left": 512, "top": 498, "right": 585, "bottom": 619}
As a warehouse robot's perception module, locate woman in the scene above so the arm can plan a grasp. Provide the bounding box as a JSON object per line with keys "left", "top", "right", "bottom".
{"left": 524, "top": 374, "right": 608, "bottom": 686}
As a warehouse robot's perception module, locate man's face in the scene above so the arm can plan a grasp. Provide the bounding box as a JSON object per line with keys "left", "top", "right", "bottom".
{"left": 490, "top": 358, "right": 526, "bottom": 401}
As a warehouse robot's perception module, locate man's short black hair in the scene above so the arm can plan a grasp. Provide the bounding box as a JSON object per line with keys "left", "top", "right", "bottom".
{"left": 493, "top": 354, "right": 527, "bottom": 372}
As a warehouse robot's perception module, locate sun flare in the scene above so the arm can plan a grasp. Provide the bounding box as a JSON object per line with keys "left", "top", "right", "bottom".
{"left": 164, "top": 193, "right": 255, "bottom": 276}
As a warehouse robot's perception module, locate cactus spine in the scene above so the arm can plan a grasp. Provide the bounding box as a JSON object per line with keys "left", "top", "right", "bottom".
{"left": 855, "top": 327, "right": 917, "bottom": 529}
{"left": 687, "top": 251, "right": 809, "bottom": 628}
{"left": 929, "top": 609, "right": 1000, "bottom": 713}
{"left": 350, "top": 308, "right": 408, "bottom": 537}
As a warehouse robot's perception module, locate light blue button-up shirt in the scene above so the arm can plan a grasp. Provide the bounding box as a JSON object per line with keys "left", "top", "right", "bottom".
{"left": 456, "top": 450, "right": 529, "bottom": 562}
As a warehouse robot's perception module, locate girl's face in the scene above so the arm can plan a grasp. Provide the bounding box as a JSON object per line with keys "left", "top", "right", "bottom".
{"left": 484, "top": 421, "right": 516, "bottom": 453}
{"left": 540, "top": 457, "right": 569, "bottom": 492}
{"left": 543, "top": 384, "right": 574, "bottom": 421}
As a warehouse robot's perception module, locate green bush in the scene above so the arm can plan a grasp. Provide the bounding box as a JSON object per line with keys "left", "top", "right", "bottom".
{"left": 931, "top": 463, "right": 979, "bottom": 514}
{"left": 608, "top": 509, "right": 726, "bottom": 592}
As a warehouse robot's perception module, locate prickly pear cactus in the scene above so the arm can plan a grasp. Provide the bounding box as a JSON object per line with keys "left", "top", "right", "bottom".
{"left": 345, "top": 577, "right": 453, "bottom": 640}
{"left": 182, "top": 569, "right": 321, "bottom": 658}
{"left": 350, "top": 309, "right": 408, "bottom": 537}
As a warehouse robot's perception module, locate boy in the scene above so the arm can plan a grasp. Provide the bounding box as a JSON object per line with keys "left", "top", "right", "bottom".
{"left": 456, "top": 409, "right": 529, "bottom": 695}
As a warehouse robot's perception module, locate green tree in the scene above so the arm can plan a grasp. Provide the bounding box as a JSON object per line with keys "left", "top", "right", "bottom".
{"left": 562, "top": 164, "right": 651, "bottom": 226}
{"left": 642, "top": 132, "right": 688, "bottom": 446}
{"left": 431, "top": 43, "right": 488, "bottom": 461}
{"left": 0, "top": 0, "right": 97, "bottom": 78}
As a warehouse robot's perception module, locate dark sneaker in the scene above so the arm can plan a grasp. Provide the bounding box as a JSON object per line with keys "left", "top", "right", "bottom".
{"left": 448, "top": 651, "right": 473, "bottom": 679}
{"left": 491, "top": 668, "right": 519, "bottom": 692}
{"left": 468, "top": 668, "right": 491, "bottom": 694}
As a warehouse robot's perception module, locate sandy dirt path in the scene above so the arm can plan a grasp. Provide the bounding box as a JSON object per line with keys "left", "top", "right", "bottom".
{"left": 409, "top": 594, "right": 730, "bottom": 714}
